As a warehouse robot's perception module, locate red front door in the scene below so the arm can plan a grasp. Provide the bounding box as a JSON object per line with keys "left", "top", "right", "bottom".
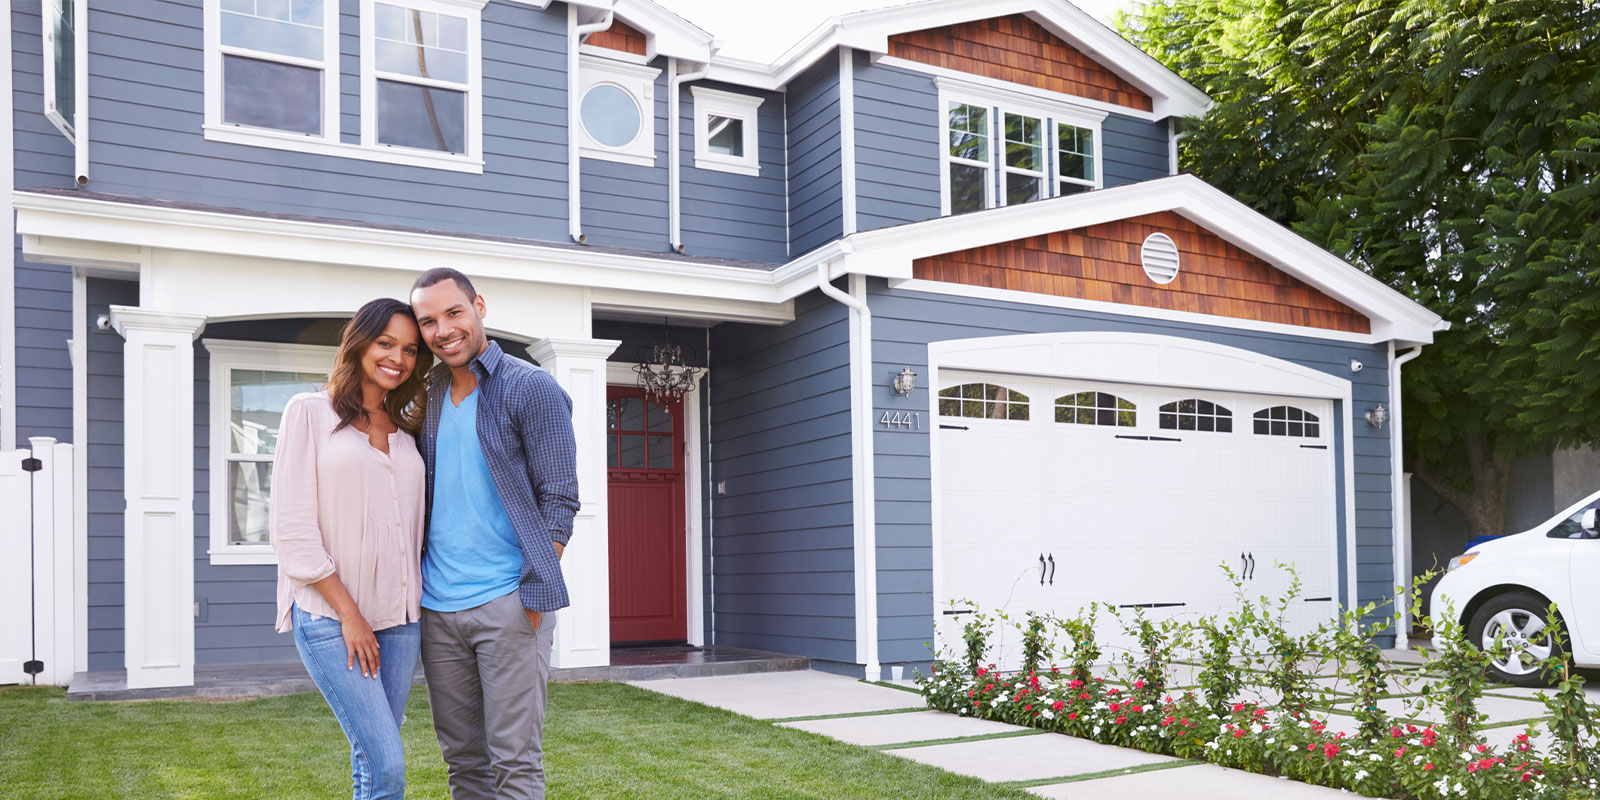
{"left": 605, "top": 387, "right": 687, "bottom": 643}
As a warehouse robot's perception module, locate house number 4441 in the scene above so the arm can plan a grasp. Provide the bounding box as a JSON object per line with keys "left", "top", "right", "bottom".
{"left": 878, "top": 411, "right": 922, "bottom": 429}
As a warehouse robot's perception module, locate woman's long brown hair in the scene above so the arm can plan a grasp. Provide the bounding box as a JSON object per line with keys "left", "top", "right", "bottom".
{"left": 325, "top": 298, "right": 432, "bottom": 435}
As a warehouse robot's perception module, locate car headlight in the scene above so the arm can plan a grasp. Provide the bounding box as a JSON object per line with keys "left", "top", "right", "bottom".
{"left": 1447, "top": 552, "right": 1480, "bottom": 572}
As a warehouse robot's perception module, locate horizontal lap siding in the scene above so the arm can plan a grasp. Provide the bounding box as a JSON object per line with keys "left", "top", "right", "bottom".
{"left": 581, "top": 65, "right": 667, "bottom": 252}
{"left": 1102, "top": 113, "right": 1170, "bottom": 187}
{"left": 868, "top": 280, "right": 1397, "bottom": 662}
{"left": 853, "top": 56, "right": 940, "bottom": 233}
{"left": 86, "top": 278, "right": 139, "bottom": 671}
{"left": 680, "top": 80, "right": 787, "bottom": 263}
{"left": 785, "top": 56, "right": 843, "bottom": 257}
{"left": 81, "top": 0, "right": 570, "bottom": 240}
{"left": 709, "top": 290, "right": 854, "bottom": 662}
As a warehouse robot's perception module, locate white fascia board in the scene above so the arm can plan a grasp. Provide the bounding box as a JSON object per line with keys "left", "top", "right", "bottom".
{"left": 613, "top": 0, "right": 714, "bottom": 61}
{"left": 12, "top": 192, "right": 792, "bottom": 307}
{"left": 822, "top": 175, "right": 1443, "bottom": 343}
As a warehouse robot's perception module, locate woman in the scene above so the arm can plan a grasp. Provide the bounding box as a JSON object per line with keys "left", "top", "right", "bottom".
{"left": 270, "top": 298, "right": 432, "bottom": 800}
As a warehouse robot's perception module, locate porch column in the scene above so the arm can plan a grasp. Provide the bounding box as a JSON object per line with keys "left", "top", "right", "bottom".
{"left": 528, "top": 337, "right": 620, "bottom": 669}
{"left": 109, "top": 307, "right": 206, "bottom": 689}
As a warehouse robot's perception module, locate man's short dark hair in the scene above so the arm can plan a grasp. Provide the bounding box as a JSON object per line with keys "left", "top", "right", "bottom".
{"left": 412, "top": 267, "right": 477, "bottom": 302}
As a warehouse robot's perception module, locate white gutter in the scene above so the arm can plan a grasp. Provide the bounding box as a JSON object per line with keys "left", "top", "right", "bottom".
{"left": 1390, "top": 343, "right": 1423, "bottom": 649}
{"left": 568, "top": 5, "right": 614, "bottom": 243}
{"left": 73, "top": 0, "right": 87, "bottom": 186}
{"left": 669, "top": 56, "right": 711, "bottom": 252}
{"left": 837, "top": 47, "right": 857, "bottom": 235}
{"left": 816, "top": 261, "right": 880, "bottom": 681}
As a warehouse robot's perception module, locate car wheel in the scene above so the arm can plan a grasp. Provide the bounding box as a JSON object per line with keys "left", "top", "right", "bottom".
{"left": 1466, "top": 592, "right": 1563, "bottom": 687}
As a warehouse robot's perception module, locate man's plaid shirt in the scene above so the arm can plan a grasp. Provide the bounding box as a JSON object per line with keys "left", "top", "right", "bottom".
{"left": 420, "top": 341, "right": 581, "bottom": 612}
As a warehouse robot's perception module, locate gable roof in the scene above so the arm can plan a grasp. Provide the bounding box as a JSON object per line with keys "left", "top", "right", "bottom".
{"left": 789, "top": 174, "right": 1448, "bottom": 345}
{"left": 704, "top": 0, "right": 1210, "bottom": 118}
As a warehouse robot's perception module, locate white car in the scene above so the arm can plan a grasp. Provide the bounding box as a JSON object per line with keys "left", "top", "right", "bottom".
{"left": 1429, "top": 489, "right": 1600, "bottom": 686}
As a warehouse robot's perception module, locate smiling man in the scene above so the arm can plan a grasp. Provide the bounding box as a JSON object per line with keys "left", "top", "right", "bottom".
{"left": 409, "top": 267, "right": 579, "bottom": 800}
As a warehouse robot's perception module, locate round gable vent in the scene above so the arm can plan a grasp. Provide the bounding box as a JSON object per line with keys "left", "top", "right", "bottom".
{"left": 1140, "top": 232, "right": 1181, "bottom": 284}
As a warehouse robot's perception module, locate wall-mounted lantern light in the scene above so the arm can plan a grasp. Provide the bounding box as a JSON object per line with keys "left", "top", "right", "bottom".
{"left": 1365, "top": 404, "right": 1388, "bottom": 429}
{"left": 892, "top": 366, "right": 917, "bottom": 397}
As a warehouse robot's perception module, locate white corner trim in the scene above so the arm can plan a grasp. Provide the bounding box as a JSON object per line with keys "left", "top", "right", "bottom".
{"left": 839, "top": 47, "right": 858, "bottom": 236}
{"left": 689, "top": 85, "right": 763, "bottom": 176}
{"left": 202, "top": 339, "right": 336, "bottom": 568}
{"left": 0, "top": 0, "right": 13, "bottom": 453}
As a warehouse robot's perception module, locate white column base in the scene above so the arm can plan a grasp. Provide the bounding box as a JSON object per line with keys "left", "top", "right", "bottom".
{"left": 528, "top": 337, "right": 620, "bottom": 670}
{"left": 110, "top": 307, "right": 206, "bottom": 690}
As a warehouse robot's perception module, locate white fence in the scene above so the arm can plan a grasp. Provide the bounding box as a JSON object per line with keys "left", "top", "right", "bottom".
{"left": 0, "top": 438, "right": 75, "bottom": 686}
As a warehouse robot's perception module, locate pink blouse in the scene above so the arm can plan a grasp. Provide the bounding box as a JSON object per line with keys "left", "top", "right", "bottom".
{"left": 270, "top": 392, "right": 426, "bottom": 633}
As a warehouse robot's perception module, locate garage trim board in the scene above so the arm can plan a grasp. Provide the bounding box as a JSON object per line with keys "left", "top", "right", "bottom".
{"left": 926, "top": 332, "right": 1355, "bottom": 670}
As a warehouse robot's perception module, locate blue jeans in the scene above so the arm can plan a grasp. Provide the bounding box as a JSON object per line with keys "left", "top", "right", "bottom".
{"left": 293, "top": 604, "right": 421, "bottom": 800}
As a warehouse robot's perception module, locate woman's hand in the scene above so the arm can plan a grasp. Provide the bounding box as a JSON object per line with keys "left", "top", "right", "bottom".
{"left": 342, "top": 612, "right": 380, "bottom": 678}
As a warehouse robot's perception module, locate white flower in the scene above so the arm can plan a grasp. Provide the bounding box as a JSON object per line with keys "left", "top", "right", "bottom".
{"left": 1354, "top": 770, "right": 1368, "bottom": 781}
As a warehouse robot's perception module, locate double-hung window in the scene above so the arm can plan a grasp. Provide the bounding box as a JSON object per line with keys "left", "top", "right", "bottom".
{"left": 937, "top": 78, "right": 1106, "bottom": 216}
{"left": 364, "top": 0, "right": 478, "bottom": 156}
{"left": 210, "top": 0, "right": 339, "bottom": 137}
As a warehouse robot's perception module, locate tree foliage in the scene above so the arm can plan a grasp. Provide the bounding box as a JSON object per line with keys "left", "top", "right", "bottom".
{"left": 1119, "top": 0, "right": 1600, "bottom": 539}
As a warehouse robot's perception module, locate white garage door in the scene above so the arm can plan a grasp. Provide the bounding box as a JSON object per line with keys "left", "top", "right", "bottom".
{"left": 936, "top": 371, "right": 1339, "bottom": 670}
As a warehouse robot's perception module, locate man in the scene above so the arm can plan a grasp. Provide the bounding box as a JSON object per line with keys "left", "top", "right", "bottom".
{"left": 410, "top": 267, "right": 580, "bottom": 800}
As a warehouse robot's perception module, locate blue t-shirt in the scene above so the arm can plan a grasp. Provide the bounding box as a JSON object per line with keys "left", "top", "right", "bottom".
{"left": 421, "top": 388, "right": 523, "bottom": 611}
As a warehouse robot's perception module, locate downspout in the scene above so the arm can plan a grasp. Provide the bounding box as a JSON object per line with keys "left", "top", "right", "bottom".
{"left": 669, "top": 57, "right": 711, "bottom": 252}
{"left": 1390, "top": 344, "right": 1423, "bottom": 649}
{"left": 817, "top": 262, "right": 880, "bottom": 682}
{"left": 567, "top": 5, "right": 614, "bottom": 243}
{"left": 73, "top": 0, "right": 88, "bottom": 186}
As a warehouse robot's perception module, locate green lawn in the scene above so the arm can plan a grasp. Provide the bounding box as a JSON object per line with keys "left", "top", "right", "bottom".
{"left": 0, "top": 682, "right": 1031, "bottom": 799}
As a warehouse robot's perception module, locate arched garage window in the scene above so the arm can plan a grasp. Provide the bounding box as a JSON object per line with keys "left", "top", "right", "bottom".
{"left": 1253, "top": 406, "right": 1320, "bottom": 438}
{"left": 1159, "top": 399, "right": 1232, "bottom": 432}
{"left": 939, "top": 383, "right": 1030, "bottom": 420}
{"left": 1055, "top": 391, "right": 1136, "bottom": 427}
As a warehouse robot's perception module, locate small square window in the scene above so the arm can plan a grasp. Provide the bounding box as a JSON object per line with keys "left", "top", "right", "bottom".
{"left": 692, "top": 86, "right": 764, "bottom": 177}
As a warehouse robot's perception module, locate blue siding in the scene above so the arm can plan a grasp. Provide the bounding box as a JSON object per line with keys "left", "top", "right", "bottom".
{"left": 866, "top": 280, "right": 1396, "bottom": 663}
{"left": 79, "top": 0, "right": 571, "bottom": 240}
{"left": 852, "top": 55, "right": 941, "bottom": 233}
{"left": 785, "top": 55, "right": 843, "bottom": 257}
{"left": 86, "top": 278, "right": 138, "bottom": 672}
{"left": 708, "top": 290, "right": 854, "bottom": 660}
{"left": 581, "top": 64, "right": 668, "bottom": 252}
{"left": 679, "top": 80, "right": 788, "bottom": 263}
{"left": 1102, "top": 113, "right": 1170, "bottom": 186}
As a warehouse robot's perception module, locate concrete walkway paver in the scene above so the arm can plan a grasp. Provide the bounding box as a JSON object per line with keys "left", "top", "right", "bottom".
{"left": 627, "top": 669, "right": 920, "bottom": 719}
{"left": 1329, "top": 692, "right": 1547, "bottom": 727}
{"left": 779, "top": 709, "right": 1031, "bottom": 746}
{"left": 884, "top": 732, "right": 1179, "bottom": 782}
{"left": 1026, "top": 763, "right": 1357, "bottom": 799}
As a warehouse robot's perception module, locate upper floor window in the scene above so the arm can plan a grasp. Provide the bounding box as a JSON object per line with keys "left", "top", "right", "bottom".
{"left": 203, "top": 0, "right": 486, "bottom": 173}
{"left": 691, "top": 86, "right": 763, "bottom": 177}
{"left": 939, "top": 383, "right": 1030, "bottom": 421}
{"left": 937, "top": 77, "right": 1106, "bottom": 216}
{"left": 578, "top": 55, "right": 660, "bottom": 167}
{"left": 43, "top": 0, "right": 80, "bottom": 141}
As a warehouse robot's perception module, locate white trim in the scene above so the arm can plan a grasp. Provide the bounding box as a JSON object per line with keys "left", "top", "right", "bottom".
{"left": 936, "top": 78, "right": 1105, "bottom": 216}
{"left": 0, "top": 0, "right": 13, "bottom": 453}
{"left": 577, "top": 54, "right": 659, "bottom": 168}
{"left": 41, "top": 0, "right": 77, "bottom": 142}
{"left": 611, "top": 0, "right": 715, "bottom": 62}
{"left": 839, "top": 48, "right": 857, "bottom": 236}
{"left": 201, "top": 339, "right": 336, "bottom": 567}
{"left": 359, "top": 0, "right": 485, "bottom": 166}
{"left": 926, "top": 331, "right": 1352, "bottom": 651}
{"left": 933, "top": 73, "right": 1110, "bottom": 128}
{"left": 72, "top": 0, "right": 87, "bottom": 184}
{"left": 202, "top": 125, "right": 487, "bottom": 173}
{"left": 604, "top": 362, "right": 707, "bottom": 647}
{"left": 203, "top": 0, "right": 341, "bottom": 150}
{"left": 893, "top": 57, "right": 1152, "bottom": 122}
{"left": 70, "top": 273, "right": 89, "bottom": 674}
{"left": 689, "top": 85, "right": 762, "bottom": 177}
{"left": 579, "top": 42, "right": 651, "bottom": 66}
{"left": 1390, "top": 343, "right": 1423, "bottom": 646}
{"left": 25, "top": 437, "right": 76, "bottom": 685}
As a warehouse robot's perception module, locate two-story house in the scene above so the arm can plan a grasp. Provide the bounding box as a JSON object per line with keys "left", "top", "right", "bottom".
{"left": 1, "top": 0, "right": 1446, "bottom": 691}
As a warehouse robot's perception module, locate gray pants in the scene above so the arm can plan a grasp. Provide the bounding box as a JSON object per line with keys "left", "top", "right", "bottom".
{"left": 421, "top": 592, "right": 557, "bottom": 800}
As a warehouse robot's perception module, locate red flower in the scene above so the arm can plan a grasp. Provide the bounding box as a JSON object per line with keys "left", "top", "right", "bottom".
{"left": 1161, "top": 716, "right": 1175, "bottom": 727}
{"left": 1024, "top": 705, "right": 1032, "bottom": 711}
{"left": 1232, "top": 729, "right": 1246, "bottom": 738}
{"left": 1068, "top": 679, "right": 1084, "bottom": 689}
{"left": 976, "top": 668, "right": 988, "bottom": 677}
{"left": 1323, "top": 743, "right": 1339, "bottom": 759}
{"left": 1115, "top": 715, "right": 1126, "bottom": 724}
{"left": 1232, "top": 703, "right": 1247, "bottom": 713}
{"left": 1394, "top": 747, "right": 1405, "bottom": 758}
{"left": 1424, "top": 763, "right": 1434, "bottom": 771}
{"left": 1109, "top": 702, "right": 1122, "bottom": 712}
{"left": 1134, "top": 680, "right": 1145, "bottom": 689}
{"left": 1406, "top": 724, "right": 1419, "bottom": 734}
{"left": 1307, "top": 743, "right": 1318, "bottom": 753}
{"left": 1252, "top": 708, "right": 1266, "bottom": 718}
{"left": 1068, "top": 712, "right": 1077, "bottom": 720}
{"left": 1052, "top": 700, "right": 1065, "bottom": 711}
{"left": 1391, "top": 727, "right": 1403, "bottom": 738}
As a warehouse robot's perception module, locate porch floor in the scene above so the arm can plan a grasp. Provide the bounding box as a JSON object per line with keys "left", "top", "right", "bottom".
{"left": 63, "top": 645, "right": 808, "bottom": 701}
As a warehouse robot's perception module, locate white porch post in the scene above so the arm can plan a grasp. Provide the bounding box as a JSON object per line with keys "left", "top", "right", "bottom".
{"left": 109, "top": 307, "right": 206, "bottom": 689}
{"left": 528, "top": 337, "right": 620, "bottom": 669}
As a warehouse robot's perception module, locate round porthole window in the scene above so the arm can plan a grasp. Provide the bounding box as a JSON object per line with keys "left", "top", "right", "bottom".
{"left": 1140, "top": 232, "right": 1181, "bottom": 284}
{"left": 581, "top": 83, "right": 641, "bottom": 148}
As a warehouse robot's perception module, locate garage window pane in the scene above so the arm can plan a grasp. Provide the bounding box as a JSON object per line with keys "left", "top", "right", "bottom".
{"left": 1252, "top": 406, "right": 1320, "bottom": 438}
{"left": 1160, "top": 398, "right": 1232, "bottom": 432}
{"left": 942, "top": 382, "right": 1029, "bottom": 420}
{"left": 1055, "top": 391, "right": 1136, "bottom": 427}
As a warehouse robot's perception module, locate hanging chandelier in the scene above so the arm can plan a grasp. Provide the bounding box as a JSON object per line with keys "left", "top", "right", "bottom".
{"left": 634, "top": 319, "right": 701, "bottom": 409}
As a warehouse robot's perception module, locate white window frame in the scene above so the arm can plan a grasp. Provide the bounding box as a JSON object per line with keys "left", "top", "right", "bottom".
{"left": 997, "top": 108, "right": 1046, "bottom": 208}
{"left": 202, "top": 0, "right": 488, "bottom": 173}
{"left": 936, "top": 76, "right": 1106, "bottom": 216}
{"left": 204, "top": 339, "right": 335, "bottom": 566}
{"left": 690, "top": 86, "right": 762, "bottom": 177}
{"left": 360, "top": 0, "right": 484, "bottom": 168}
{"left": 42, "top": 0, "right": 84, "bottom": 142}
{"left": 579, "top": 54, "right": 660, "bottom": 167}
{"left": 1056, "top": 120, "right": 1098, "bottom": 194}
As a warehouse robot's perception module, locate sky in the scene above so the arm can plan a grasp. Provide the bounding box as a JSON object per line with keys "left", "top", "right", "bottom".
{"left": 654, "top": 0, "right": 1141, "bottom": 63}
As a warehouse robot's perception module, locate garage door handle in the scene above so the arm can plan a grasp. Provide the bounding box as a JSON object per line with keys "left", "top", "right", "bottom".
{"left": 1118, "top": 602, "right": 1187, "bottom": 609}
{"left": 942, "top": 609, "right": 976, "bottom": 616}
{"left": 1300, "top": 444, "right": 1328, "bottom": 450}
{"left": 1047, "top": 554, "right": 1056, "bottom": 585}
{"left": 940, "top": 424, "right": 969, "bottom": 430}
{"left": 1114, "top": 435, "right": 1183, "bottom": 442}
{"left": 1039, "top": 554, "right": 1047, "bottom": 585}
{"left": 1247, "top": 552, "right": 1256, "bottom": 580}
{"left": 1304, "top": 596, "right": 1332, "bottom": 602}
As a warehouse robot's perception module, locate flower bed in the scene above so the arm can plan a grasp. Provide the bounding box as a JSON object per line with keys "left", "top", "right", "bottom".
{"left": 916, "top": 570, "right": 1600, "bottom": 799}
